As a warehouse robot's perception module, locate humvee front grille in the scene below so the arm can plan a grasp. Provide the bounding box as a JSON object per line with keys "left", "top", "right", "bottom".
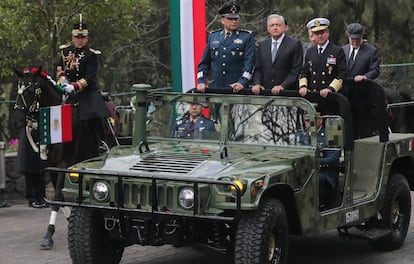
{"left": 45, "top": 167, "right": 241, "bottom": 222}
{"left": 130, "top": 153, "right": 209, "bottom": 173}
{"left": 116, "top": 183, "right": 174, "bottom": 209}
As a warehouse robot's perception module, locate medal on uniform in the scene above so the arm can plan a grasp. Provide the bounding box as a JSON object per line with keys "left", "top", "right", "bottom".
{"left": 327, "top": 57, "right": 336, "bottom": 65}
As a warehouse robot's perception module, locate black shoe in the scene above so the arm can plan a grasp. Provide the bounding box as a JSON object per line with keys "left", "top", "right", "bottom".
{"left": 29, "top": 201, "right": 48, "bottom": 209}
{"left": 29, "top": 201, "right": 42, "bottom": 208}
{"left": 0, "top": 201, "right": 10, "bottom": 208}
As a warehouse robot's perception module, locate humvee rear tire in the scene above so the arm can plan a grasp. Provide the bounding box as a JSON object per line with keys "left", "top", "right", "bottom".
{"left": 234, "top": 198, "right": 288, "bottom": 264}
{"left": 369, "top": 173, "right": 411, "bottom": 251}
{"left": 68, "top": 207, "right": 124, "bottom": 264}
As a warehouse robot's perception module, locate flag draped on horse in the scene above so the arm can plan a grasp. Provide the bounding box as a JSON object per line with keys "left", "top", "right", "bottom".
{"left": 39, "top": 104, "right": 72, "bottom": 144}
{"left": 170, "top": 0, "right": 206, "bottom": 93}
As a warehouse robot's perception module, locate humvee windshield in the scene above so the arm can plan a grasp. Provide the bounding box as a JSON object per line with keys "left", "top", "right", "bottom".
{"left": 146, "top": 95, "right": 326, "bottom": 147}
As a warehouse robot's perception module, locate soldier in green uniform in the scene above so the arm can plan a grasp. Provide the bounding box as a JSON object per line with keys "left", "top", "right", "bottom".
{"left": 57, "top": 16, "right": 110, "bottom": 160}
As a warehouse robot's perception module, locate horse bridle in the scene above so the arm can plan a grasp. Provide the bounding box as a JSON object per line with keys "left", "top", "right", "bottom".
{"left": 14, "top": 78, "right": 42, "bottom": 114}
{"left": 14, "top": 76, "right": 45, "bottom": 157}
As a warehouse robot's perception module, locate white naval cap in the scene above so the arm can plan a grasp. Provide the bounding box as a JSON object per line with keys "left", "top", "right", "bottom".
{"left": 306, "top": 17, "right": 330, "bottom": 32}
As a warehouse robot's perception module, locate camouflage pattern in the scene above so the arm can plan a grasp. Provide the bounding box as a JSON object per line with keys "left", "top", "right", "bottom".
{"left": 48, "top": 84, "right": 414, "bottom": 260}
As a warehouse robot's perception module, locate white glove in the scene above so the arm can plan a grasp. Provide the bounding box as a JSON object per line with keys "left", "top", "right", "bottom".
{"left": 64, "top": 84, "right": 75, "bottom": 93}
{"left": 58, "top": 76, "right": 66, "bottom": 85}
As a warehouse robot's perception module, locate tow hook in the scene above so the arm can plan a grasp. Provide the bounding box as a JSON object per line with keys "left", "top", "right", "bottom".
{"left": 104, "top": 217, "right": 119, "bottom": 231}
{"left": 165, "top": 219, "right": 179, "bottom": 235}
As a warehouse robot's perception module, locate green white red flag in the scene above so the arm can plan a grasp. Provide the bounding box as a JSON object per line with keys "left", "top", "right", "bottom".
{"left": 170, "top": 0, "right": 206, "bottom": 92}
{"left": 39, "top": 104, "right": 72, "bottom": 144}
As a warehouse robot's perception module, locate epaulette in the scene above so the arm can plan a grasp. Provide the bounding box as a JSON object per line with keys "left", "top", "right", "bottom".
{"left": 59, "top": 44, "right": 70, "bottom": 50}
{"left": 89, "top": 48, "right": 102, "bottom": 55}
{"left": 209, "top": 29, "right": 221, "bottom": 34}
{"left": 239, "top": 29, "right": 253, "bottom": 34}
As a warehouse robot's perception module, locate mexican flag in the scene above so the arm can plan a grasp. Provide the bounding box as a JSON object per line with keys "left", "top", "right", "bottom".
{"left": 170, "top": 0, "right": 206, "bottom": 93}
{"left": 39, "top": 104, "right": 72, "bottom": 144}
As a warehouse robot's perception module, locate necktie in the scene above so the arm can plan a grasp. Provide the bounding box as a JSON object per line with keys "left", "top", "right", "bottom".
{"left": 348, "top": 48, "right": 355, "bottom": 68}
{"left": 272, "top": 41, "right": 278, "bottom": 62}
{"left": 224, "top": 32, "right": 230, "bottom": 42}
{"left": 318, "top": 47, "right": 323, "bottom": 55}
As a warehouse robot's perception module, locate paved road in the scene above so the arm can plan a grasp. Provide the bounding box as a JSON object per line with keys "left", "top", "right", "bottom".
{"left": 1, "top": 199, "right": 414, "bottom": 264}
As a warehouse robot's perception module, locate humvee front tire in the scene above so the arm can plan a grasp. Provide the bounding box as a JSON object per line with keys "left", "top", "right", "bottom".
{"left": 369, "top": 173, "right": 411, "bottom": 251}
{"left": 234, "top": 198, "right": 288, "bottom": 264}
{"left": 68, "top": 207, "right": 124, "bottom": 264}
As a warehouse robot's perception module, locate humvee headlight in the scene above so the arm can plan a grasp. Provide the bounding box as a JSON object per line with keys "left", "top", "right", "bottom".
{"left": 69, "top": 167, "right": 80, "bottom": 183}
{"left": 92, "top": 181, "right": 110, "bottom": 202}
{"left": 178, "top": 188, "right": 194, "bottom": 209}
{"left": 230, "top": 179, "right": 244, "bottom": 192}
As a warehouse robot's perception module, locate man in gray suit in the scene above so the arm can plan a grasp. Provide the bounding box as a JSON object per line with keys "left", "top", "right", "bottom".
{"left": 342, "top": 23, "right": 381, "bottom": 138}
{"left": 342, "top": 23, "right": 380, "bottom": 81}
{"left": 252, "top": 14, "right": 303, "bottom": 95}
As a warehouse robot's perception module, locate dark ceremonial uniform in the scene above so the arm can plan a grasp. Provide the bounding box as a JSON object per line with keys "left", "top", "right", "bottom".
{"left": 172, "top": 115, "right": 216, "bottom": 139}
{"left": 197, "top": 28, "right": 255, "bottom": 89}
{"left": 57, "top": 44, "right": 109, "bottom": 120}
{"left": 56, "top": 21, "right": 110, "bottom": 160}
{"left": 300, "top": 42, "right": 347, "bottom": 93}
{"left": 16, "top": 127, "right": 46, "bottom": 207}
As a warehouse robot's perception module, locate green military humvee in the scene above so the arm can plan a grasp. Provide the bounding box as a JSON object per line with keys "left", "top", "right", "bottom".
{"left": 48, "top": 82, "right": 414, "bottom": 264}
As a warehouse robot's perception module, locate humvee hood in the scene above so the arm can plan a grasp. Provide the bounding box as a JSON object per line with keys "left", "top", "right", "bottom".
{"left": 100, "top": 144, "right": 309, "bottom": 179}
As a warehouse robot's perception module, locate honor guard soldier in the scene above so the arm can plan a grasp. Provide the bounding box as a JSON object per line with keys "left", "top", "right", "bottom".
{"left": 196, "top": 3, "right": 255, "bottom": 93}
{"left": 56, "top": 15, "right": 110, "bottom": 160}
{"left": 172, "top": 103, "right": 216, "bottom": 139}
{"left": 299, "top": 18, "right": 347, "bottom": 99}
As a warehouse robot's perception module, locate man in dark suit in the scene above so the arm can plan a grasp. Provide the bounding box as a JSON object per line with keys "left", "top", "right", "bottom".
{"left": 299, "top": 18, "right": 347, "bottom": 99}
{"left": 343, "top": 23, "right": 380, "bottom": 82}
{"left": 342, "top": 23, "right": 381, "bottom": 138}
{"left": 252, "top": 14, "right": 303, "bottom": 95}
{"left": 196, "top": 3, "right": 255, "bottom": 93}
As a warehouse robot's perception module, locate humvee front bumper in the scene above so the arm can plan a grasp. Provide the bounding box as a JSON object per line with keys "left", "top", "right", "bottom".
{"left": 44, "top": 167, "right": 242, "bottom": 222}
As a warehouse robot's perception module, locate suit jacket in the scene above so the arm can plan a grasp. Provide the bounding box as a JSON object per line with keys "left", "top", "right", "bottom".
{"left": 342, "top": 43, "right": 380, "bottom": 80}
{"left": 197, "top": 29, "right": 256, "bottom": 89}
{"left": 300, "top": 42, "right": 347, "bottom": 92}
{"left": 253, "top": 35, "right": 303, "bottom": 90}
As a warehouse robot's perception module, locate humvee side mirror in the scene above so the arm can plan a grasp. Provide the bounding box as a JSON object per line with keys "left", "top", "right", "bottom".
{"left": 325, "top": 117, "right": 344, "bottom": 148}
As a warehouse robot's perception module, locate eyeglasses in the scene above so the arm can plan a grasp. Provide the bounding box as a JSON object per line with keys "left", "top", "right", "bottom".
{"left": 73, "top": 35, "right": 87, "bottom": 39}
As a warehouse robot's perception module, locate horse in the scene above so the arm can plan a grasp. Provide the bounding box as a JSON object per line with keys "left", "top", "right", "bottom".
{"left": 383, "top": 87, "right": 414, "bottom": 133}
{"left": 13, "top": 67, "right": 100, "bottom": 250}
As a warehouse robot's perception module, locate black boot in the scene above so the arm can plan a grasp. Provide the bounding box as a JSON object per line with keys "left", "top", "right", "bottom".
{"left": 0, "top": 190, "right": 10, "bottom": 208}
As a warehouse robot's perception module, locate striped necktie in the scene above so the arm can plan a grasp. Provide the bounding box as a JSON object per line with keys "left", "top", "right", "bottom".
{"left": 348, "top": 48, "right": 355, "bottom": 67}
{"left": 272, "top": 41, "right": 278, "bottom": 62}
